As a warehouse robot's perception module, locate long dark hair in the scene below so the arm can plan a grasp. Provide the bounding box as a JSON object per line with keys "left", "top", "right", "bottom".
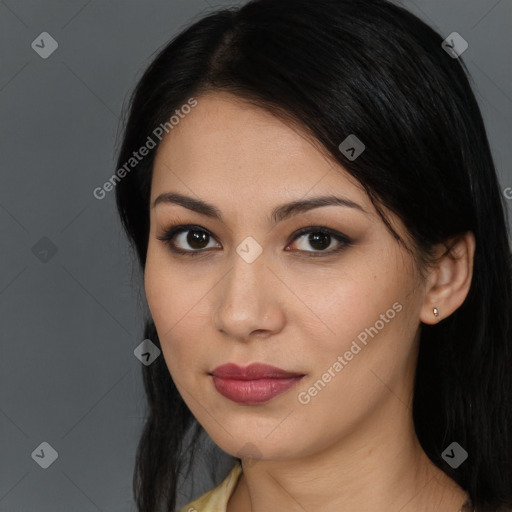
{"left": 114, "top": 0, "right": 512, "bottom": 510}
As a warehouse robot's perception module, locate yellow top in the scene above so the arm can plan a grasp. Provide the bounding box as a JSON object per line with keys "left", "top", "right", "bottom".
{"left": 179, "top": 463, "right": 243, "bottom": 512}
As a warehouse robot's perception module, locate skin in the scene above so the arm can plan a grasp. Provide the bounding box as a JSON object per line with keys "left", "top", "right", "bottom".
{"left": 144, "top": 91, "right": 475, "bottom": 512}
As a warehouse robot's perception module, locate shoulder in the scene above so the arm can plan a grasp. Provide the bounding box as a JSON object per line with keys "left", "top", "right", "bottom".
{"left": 179, "top": 463, "right": 243, "bottom": 512}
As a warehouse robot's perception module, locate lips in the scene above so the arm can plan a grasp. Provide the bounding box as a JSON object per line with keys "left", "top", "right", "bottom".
{"left": 210, "top": 362, "right": 304, "bottom": 379}
{"left": 209, "top": 363, "right": 305, "bottom": 404}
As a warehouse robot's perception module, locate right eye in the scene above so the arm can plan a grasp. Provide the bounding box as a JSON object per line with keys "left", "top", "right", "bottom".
{"left": 156, "top": 225, "right": 221, "bottom": 257}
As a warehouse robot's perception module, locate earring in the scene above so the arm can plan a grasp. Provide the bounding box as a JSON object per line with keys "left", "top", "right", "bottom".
{"left": 433, "top": 307, "right": 439, "bottom": 317}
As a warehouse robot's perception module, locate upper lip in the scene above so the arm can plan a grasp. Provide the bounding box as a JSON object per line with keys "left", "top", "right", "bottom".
{"left": 210, "top": 363, "right": 305, "bottom": 380}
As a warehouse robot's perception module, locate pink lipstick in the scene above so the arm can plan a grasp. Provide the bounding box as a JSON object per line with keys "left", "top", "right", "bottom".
{"left": 209, "top": 363, "right": 305, "bottom": 404}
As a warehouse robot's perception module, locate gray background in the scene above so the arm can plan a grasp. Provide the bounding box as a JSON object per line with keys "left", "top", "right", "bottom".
{"left": 1, "top": 0, "right": 511, "bottom": 511}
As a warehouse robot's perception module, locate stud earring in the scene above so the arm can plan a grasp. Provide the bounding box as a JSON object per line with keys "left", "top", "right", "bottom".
{"left": 433, "top": 307, "right": 439, "bottom": 317}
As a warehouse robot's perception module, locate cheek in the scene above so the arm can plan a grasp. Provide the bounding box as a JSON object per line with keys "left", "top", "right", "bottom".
{"left": 143, "top": 250, "right": 214, "bottom": 376}
{"left": 144, "top": 253, "right": 184, "bottom": 366}
{"left": 144, "top": 247, "right": 197, "bottom": 332}
{"left": 293, "top": 287, "right": 412, "bottom": 436}
{"left": 295, "top": 258, "right": 405, "bottom": 356}
{"left": 292, "top": 254, "right": 419, "bottom": 411}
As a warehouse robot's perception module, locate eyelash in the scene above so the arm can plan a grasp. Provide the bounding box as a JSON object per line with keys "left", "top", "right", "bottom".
{"left": 156, "top": 224, "right": 352, "bottom": 258}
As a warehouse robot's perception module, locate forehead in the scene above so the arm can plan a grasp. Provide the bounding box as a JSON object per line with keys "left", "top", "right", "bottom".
{"left": 150, "top": 91, "right": 369, "bottom": 211}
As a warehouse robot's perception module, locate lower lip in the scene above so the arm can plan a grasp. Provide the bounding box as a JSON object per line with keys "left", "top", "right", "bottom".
{"left": 211, "top": 375, "right": 304, "bottom": 404}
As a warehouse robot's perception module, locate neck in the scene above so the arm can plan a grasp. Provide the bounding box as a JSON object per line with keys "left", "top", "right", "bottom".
{"left": 227, "top": 394, "right": 468, "bottom": 512}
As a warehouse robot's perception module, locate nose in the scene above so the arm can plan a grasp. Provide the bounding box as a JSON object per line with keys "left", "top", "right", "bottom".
{"left": 212, "top": 250, "right": 286, "bottom": 341}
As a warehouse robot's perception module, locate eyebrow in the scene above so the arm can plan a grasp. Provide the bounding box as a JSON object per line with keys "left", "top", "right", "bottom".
{"left": 152, "top": 192, "right": 369, "bottom": 225}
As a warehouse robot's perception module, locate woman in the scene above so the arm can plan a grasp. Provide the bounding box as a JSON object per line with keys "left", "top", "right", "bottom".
{"left": 114, "top": 0, "right": 512, "bottom": 510}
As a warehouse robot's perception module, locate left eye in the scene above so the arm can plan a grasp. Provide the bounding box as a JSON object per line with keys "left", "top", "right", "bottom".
{"left": 157, "top": 225, "right": 351, "bottom": 257}
{"left": 286, "top": 227, "right": 351, "bottom": 256}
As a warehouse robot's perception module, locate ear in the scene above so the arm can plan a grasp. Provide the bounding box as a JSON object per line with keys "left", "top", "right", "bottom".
{"left": 420, "top": 231, "right": 476, "bottom": 324}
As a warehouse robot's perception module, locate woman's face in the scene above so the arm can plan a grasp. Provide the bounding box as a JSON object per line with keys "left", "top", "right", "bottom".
{"left": 145, "top": 91, "right": 427, "bottom": 461}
